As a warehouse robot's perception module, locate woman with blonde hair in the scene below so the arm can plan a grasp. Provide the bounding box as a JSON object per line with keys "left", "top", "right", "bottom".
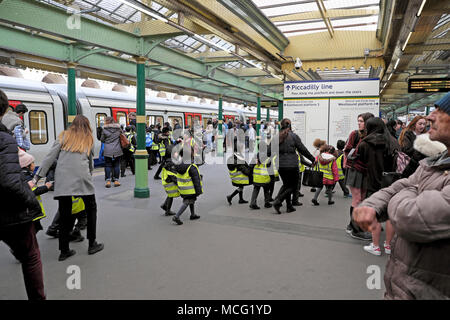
{"left": 33, "top": 115, "right": 103, "bottom": 261}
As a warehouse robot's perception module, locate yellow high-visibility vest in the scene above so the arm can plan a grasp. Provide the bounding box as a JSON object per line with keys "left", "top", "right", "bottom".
{"left": 159, "top": 139, "right": 172, "bottom": 157}
{"left": 162, "top": 168, "right": 180, "bottom": 198}
{"left": 151, "top": 132, "right": 159, "bottom": 150}
{"left": 32, "top": 186, "right": 46, "bottom": 221}
{"left": 336, "top": 154, "right": 345, "bottom": 180}
{"left": 177, "top": 164, "right": 203, "bottom": 195}
{"left": 318, "top": 160, "right": 334, "bottom": 180}
{"left": 228, "top": 168, "right": 249, "bottom": 185}
{"left": 297, "top": 152, "right": 305, "bottom": 173}
{"left": 272, "top": 155, "right": 279, "bottom": 178}
{"left": 72, "top": 197, "right": 85, "bottom": 214}
{"left": 125, "top": 132, "right": 135, "bottom": 152}
{"left": 253, "top": 160, "right": 271, "bottom": 184}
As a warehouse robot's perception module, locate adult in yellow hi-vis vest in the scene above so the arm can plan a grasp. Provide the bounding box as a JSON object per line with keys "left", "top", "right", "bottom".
{"left": 311, "top": 145, "right": 339, "bottom": 206}
{"left": 335, "top": 140, "right": 351, "bottom": 197}
{"left": 249, "top": 143, "right": 273, "bottom": 209}
{"left": 172, "top": 149, "right": 202, "bottom": 225}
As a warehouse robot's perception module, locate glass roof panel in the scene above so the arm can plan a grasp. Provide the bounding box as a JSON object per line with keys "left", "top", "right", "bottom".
{"left": 251, "top": 0, "right": 380, "bottom": 36}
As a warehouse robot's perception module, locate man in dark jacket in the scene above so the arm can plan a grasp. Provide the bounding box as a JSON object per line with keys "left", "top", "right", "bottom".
{"left": 0, "top": 89, "right": 46, "bottom": 300}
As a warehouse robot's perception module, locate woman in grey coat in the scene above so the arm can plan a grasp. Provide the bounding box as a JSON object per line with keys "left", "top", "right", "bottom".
{"left": 33, "top": 115, "right": 103, "bottom": 261}
{"left": 101, "top": 117, "right": 123, "bottom": 187}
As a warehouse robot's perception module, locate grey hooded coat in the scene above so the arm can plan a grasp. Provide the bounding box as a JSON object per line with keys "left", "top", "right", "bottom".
{"left": 100, "top": 123, "right": 123, "bottom": 158}
{"left": 360, "top": 150, "right": 450, "bottom": 299}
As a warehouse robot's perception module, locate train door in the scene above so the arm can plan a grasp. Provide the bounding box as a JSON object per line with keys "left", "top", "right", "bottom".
{"left": 91, "top": 107, "right": 111, "bottom": 165}
{"left": 146, "top": 114, "right": 164, "bottom": 127}
{"left": 24, "top": 102, "right": 56, "bottom": 166}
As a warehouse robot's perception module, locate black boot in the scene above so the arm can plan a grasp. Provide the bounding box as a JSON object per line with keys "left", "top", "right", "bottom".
{"left": 88, "top": 241, "right": 104, "bottom": 255}
{"left": 58, "top": 249, "right": 76, "bottom": 261}
{"left": 227, "top": 189, "right": 239, "bottom": 205}
{"left": 238, "top": 190, "right": 248, "bottom": 204}
{"left": 189, "top": 204, "right": 200, "bottom": 220}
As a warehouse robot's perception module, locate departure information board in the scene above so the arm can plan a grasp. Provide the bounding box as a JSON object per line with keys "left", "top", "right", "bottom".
{"left": 408, "top": 78, "right": 450, "bottom": 93}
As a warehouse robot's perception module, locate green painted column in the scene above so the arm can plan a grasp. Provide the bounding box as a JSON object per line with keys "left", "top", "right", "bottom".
{"left": 277, "top": 100, "right": 283, "bottom": 129}
{"left": 217, "top": 94, "right": 224, "bottom": 156}
{"left": 256, "top": 94, "right": 261, "bottom": 140}
{"left": 426, "top": 105, "right": 431, "bottom": 115}
{"left": 67, "top": 62, "right": 77, "bottom": 125}
{"left": 266, "top": 107, "right": 270, "bottom": 122}
{"left": 134, "top": 57, "right": 149, "bottom": 198}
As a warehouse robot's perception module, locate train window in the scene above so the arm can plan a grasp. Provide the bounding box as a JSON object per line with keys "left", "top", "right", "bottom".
{"left": 96, "top": 113, "right": 107, "bottom": 128}
{"left": 146, "top": 115, "right": 164, "bottom": 127}
{"left": 116, "top": 111, "right": 127, "bottom": 127}
{"left": 29, "top": 111, "right": 48, "bottom": 145}
{"left": 168, "top": 116, "right": 182, "bottom": 129}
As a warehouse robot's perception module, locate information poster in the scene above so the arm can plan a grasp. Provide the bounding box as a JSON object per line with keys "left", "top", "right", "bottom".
{"left": 284, "top": 99, "right": 329, "bottom": 154}
{"left": 328, "top": 98, "right": 379, "bottom": 147}
{"left": 283, "top": 79, "right": 379, "bottom": 153}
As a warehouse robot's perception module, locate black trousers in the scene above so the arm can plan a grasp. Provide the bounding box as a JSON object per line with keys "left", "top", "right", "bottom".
{"left": 292, "top": 172, "right": 303, "bottom": 203}
{"left": 121, "top": 150, "right": 135, "bottom": 175}
{"left": 154, "top": 158, "right": 165, "bottom": 178}
{"left": 0, "top": 222, "right": 45, "bottom": 300}
{"left": 58, "top": 195, "right": 97, "bottom": 252}
{"left": 250, "top": 185, "right": 270, "bottom": 206}
{"left": 146, "top": 147, "right": 153, "bottom": 169}
{"left": 275, "top": 167, "right": 299, "bottom": 207}
{"left": 47, "top": 209, "right": 87, "bottom": 233}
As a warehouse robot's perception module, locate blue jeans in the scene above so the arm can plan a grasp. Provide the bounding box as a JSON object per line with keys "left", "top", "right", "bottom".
{"left": 105, "top": 156, "right": 121, "bottom": 181}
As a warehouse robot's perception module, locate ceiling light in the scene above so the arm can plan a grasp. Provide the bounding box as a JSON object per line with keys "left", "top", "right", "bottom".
{"left": 118, "top": 0, "right": 168, "bottom": 23}
{"left": 388, "top": 73, "right": 393, "bottom": 81}
{"left": 394, "top": 59, "right": 400, "bottom": 70}
{"left": 417, "top": 0, "right": 427, "bottom": 17}
{"left": 402, "top": 32, "right": 412, "bottom": 51}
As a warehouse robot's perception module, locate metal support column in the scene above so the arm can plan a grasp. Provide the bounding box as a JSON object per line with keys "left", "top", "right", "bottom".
{"left": 266, "top": 107, "right": 270, "bottom": 122}
{"left": 277, "top": 100, "right": 283, "bottom": 128}
{"left": 217, "top": 94, "right": 224, "bottom": 156}
{"left": 256, "top": 94, "right": 261, "bottom": 140}
{"left": 426, "top": 105, "right": 431, "bottom": 116}
{"left": 67, "top": 62, "right": 77, "bottom": 124}
{"left": 134, "top": 56, "right": 150, "bottom": 198}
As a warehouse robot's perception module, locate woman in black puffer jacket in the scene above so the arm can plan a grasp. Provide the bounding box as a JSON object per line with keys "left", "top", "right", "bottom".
{"left": 273, "top": 119, "right": 315, "bottom": 214}
{"left": 0, "top": 89, "right": 45, "bottom": 300}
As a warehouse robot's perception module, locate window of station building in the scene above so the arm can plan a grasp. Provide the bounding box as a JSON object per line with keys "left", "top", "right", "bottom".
{"left": 168, "top": 116, "right": 182, "bottom": 129}
{"left": 116, "top": 111, "right": 127, "bottom": 127}
{"left": 96, "top": 113, "right": 107, "bottom": 128}
{"left": 29, "top": 110, "right": 48, "bottom": 145}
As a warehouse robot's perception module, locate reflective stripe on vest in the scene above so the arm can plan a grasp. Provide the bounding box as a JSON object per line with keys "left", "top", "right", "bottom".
{"left": 72, "top": 197, "right": 85, "bottom": 214}
{"left": 32, "top": 186, "right": 46, "bottom": 221}
{"left": 337, "top": 154, "right": 345, "bottom": 180}
{"left": 319, "top": 161, "right": 334, "bottom": 180}
{"left": 176, "top": 164, "right": 203, "bottom": 195}
{"left": 228, "top": 168, "right": 249, "bottom": 185}
{"left": 162, "top": 168, "right": 180, "bottom": 198}
{"left": 253, "top": 162, "right": 271, "bottom": 184}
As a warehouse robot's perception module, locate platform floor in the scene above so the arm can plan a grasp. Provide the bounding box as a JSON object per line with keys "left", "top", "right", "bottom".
{"left": 0, "top": 161, "right": 388, "bottom": 299}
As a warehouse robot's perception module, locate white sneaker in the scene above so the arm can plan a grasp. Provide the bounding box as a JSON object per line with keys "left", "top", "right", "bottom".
{"left": 364, "top": 243, "right": 381, "bottom": 256}
{"left": 384, "top": 241, "right": 391, "bottom": 255}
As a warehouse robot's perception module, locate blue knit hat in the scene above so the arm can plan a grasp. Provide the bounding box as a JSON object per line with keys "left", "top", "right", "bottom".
{"left": 435, "top": 92, "right": 450, "bottom": 115}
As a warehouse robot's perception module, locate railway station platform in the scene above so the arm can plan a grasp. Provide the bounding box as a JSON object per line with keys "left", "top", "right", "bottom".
{"left": 0, "top": 160, "right": 388, "bottom": 300}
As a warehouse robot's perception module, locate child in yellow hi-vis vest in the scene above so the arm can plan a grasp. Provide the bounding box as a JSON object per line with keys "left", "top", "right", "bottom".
{"left": 335, "top": 140, "right": 351, "bottom": 197}
{"left": 311, "top": 145, "right": 339, "bottom": 206}
{"left": 19, "top": 150, "right": 52, "bottom": 234}
{"left": 160, "top": 145, "right": 179, "bottom": 216}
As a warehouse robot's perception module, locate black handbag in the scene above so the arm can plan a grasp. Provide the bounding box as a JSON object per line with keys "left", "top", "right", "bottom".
{"left": 302, "top": 164, "right": 323, "bottom": 188}
{"left": 381, "top": 172, "right": 402, "bottom": 188}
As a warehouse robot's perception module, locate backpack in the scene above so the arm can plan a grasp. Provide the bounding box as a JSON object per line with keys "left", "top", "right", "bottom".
{"left": 145, "top": 133, "right": 153, "bottom": 147}
{"left": 394, "top": 150, "right": 411, "bottom": 174}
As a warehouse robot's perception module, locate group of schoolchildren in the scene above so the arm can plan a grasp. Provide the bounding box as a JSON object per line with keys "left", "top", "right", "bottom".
{"left": 222, "top": 137, "right": 350, "bottom": 211}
